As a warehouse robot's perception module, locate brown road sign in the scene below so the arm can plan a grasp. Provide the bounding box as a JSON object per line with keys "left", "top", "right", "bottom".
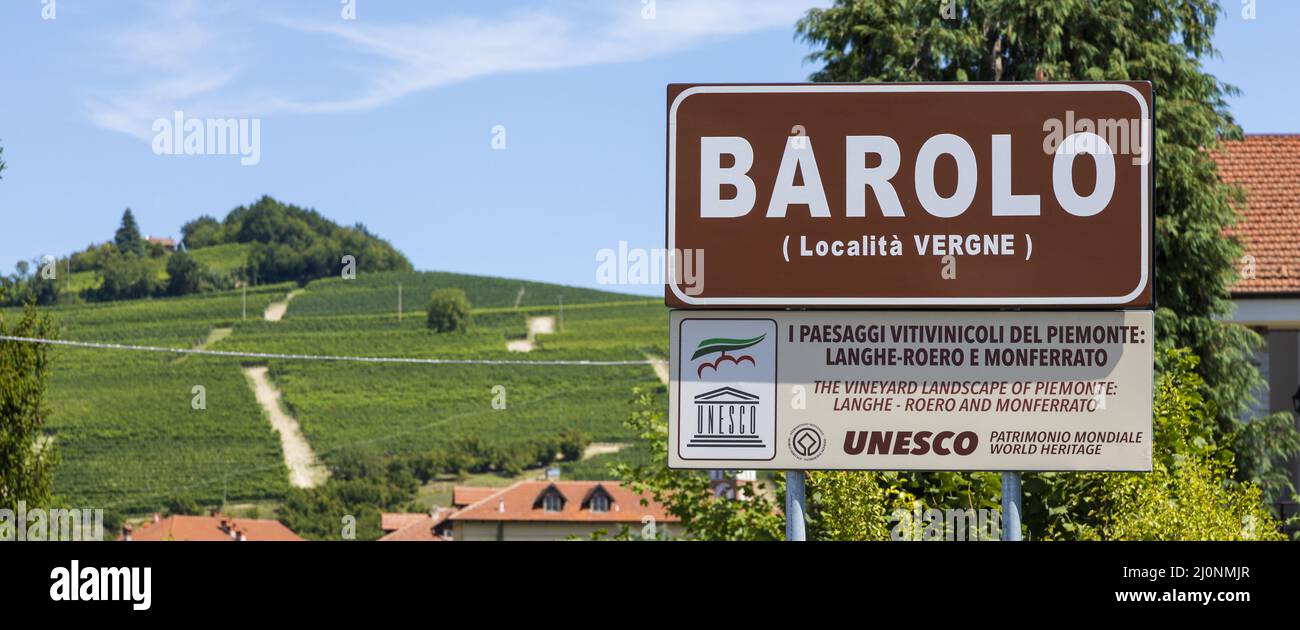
{"left": 666, "top": 82, "right": 1153, "bottom": 308}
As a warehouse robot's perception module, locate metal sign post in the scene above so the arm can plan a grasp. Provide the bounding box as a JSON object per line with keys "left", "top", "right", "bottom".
{"left": 1001, "top": 472, "right": 1023, "bottom": 541}
{"left": 785, "top": 471, "right": 806, "bottom": 541}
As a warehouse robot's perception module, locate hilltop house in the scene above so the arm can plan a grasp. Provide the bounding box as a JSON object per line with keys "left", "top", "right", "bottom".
{"left": 146, "top": 236, "right": 177, "bottom": 252}
{"left": 1217, "top": 134, "right": 1300, "bottom": 513}
{"left": 120, "top": 512, "right": 303, "bottom": 541}
{"left": 444, "top": 481, "right": 678, "bottom": 541}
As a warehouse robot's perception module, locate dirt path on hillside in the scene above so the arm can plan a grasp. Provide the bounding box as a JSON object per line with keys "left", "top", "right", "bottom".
{"left": 243, "top": 366, "right": 329, "bottom": 488}
{"left": 263, "top": 289, "right": 304, "bottom": 322}
{"left": 644, "top": 352, "right": 669, "bottom": 385}
{"left": 202, "top": 327, "right": 233, "bottom": 347}
{"left": 174, "top": 327, "right": 232, "bottom": 364}
{"left": 506, "top": 315, "right": 556, "bottom": 353}
{"left": 582, "top": 442, "right": 627, "bottom": 459}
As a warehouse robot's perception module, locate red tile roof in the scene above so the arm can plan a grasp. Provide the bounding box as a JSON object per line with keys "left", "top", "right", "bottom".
{"left": 121, "top": 514, "right": 304, "bottom": 541}
{"left": 378, "top": 509, "right": 454, "bottom": 541}
{"left": 449, "top": 481, "right": 678, "bottom": 524}
{"left": 380, "top": 512, "right": 429, "bottom": 532}
{"left": 452, "top": 486, "right": 498, "bottom": 508}
{"left": 1217, "top": 134, "right": 1300, "bottom": 295}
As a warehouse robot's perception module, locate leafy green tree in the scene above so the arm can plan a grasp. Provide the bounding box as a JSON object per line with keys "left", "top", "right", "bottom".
{"left": 164, "top": 250, "right": 204, "bottom": 296}
{"left": 217, "top": 196, "right": 412, "bottom": 285}
{"left": 558, "top": 428, "right": 591, "bottom": 462}
{"left": 613, "top": 387, "right": 784, "bottom": 540}
{"left": 180, "top": 215, "right": 222, "bottom": 249}
{"left": 278, "top": 452, "right": 417, "bottom": 541}
{"left": 113, "top": 208, "right": 145, "bottom": 256}
{"left": 0, "top": 259, "right": 60, "bottom": 307}
{"left": 796, "top": 0, "right": 1298, "bottom": 505}
{"left": 0, "top": 305, "right": 59, "bottom": 510}
{"left": 802, "top": 471, "right": 916, "bottom": 540}
{"left": 90, "top": 252, "right": 159, "bottom": 301}
{"left": 426, "top": 288, "right": 472, "bottom": 333}
{"left": 162, "top": 495, "right": 203, "bottom": 516}
{"left": 1033, "top": 350, "right": 1283, "bottom": 540}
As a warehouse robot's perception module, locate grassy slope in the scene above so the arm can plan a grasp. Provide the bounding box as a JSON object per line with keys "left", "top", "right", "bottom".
{"left": 7, "top": 285, "right": 294, "bottom": 512}
{"left": 63, "top": 243, "right": 253, "bottom": 293}
{"left": 16, "top": 271, "right": 664, "bottom": 512}
{"left": 215, "top": 277, "right": 666, "bottom": 470}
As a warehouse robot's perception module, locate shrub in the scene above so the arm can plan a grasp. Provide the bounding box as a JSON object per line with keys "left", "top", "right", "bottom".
{"left": 88, "top": 252, "right": 160, "bottom": 301}
{"left": 1089, "top": 349, "right": 1285, "bottom": 540}
{"left": 558, "top": 428, "right": 590, "bottom": 462}
{"left": 164, "top": 250, "right": 204, "bottom": 296}
{"left": 162, "top": 495, "right": 202, "bottom": 516}
{"left": 426, "top": 288, "right": 472, "bottom": 333}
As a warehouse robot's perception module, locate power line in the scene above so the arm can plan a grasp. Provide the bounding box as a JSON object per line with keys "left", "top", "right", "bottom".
{"left": 0, "top": 335, "right": 667, "bottom": 367}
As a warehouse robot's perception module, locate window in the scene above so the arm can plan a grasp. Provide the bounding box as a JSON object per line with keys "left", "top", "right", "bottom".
{"left": 590, "top": 493, "right": 610, "bottom": 513}
{"left": 543, "top": 492, "right": 563, "bottom": 512}
{"left": 533, "top": 484, "right": 568, "bottom": 512}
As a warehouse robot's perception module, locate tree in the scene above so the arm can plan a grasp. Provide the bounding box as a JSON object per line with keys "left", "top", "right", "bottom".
{"left": 1033, "top": 350, "right": 1283, "bottom": 540}
{"left": 223, "top": 196, "right": 413, "bottom": 285}
{"left": 164, "top": 250, "right": 203, "bottom": 296}
{"left": 558, "top": 428, "right": 591, "bottom": 462}
{"left": 163, "top": 495, "right": 203, "bottom": 516}
{"left": 0, "top": 305, "right": 59, "bottom": 510}
{"left": 0, "top": 260, "right": 60, "bottom": 307}
{"left": 90, "top": 252, "right": 159, "bottom": 301}
{"left": 0, "top": 141, "right": 6, "bottom": 180}
{"left": 114, "top": 208, "right": 144, "bottom": 256}
{"left": 803, "top": 471, "right": 916, "bottom": 541}
{"left": 613, "top": 387, "right": 784, "bottom": 540}
{"left": 426, "top": 288, "right": 472, "bottom": 333}
{"left": 180, "top": 215, "right": 221, "bottom": 249}
{"left": 796, "top": 0, "right": 1298, "bottom": 505}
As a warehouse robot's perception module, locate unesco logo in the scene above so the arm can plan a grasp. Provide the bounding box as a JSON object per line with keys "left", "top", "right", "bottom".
{"left": 788, "top": 423, "right": 826, "bottom": 461}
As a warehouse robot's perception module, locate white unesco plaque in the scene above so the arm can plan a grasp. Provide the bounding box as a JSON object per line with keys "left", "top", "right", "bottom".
{"left": 668, "top": 310, "right": 1154, "bottom": 471}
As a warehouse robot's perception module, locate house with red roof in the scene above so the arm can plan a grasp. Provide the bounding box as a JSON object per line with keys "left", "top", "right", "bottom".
{"left": 119, "top": 512, "right": 303, "bottom": 541}
{"left": 1217, "top": 134, "right": 1300, "bottom": 507}
{"left": 446, "top": 481, "right": 678, "bottom": 541}
{"left": 378, "top": 508, "right": 454, "bottom": 541}
{"left": 451, "top": 486, "right": 498, "bottom": 509}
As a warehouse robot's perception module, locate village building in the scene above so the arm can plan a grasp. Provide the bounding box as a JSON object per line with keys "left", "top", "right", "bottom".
{"left": 378, "top": 509, "right": 454, "bottom": 541}
{"left": 446, "top": 481, "right": 678, "bottom": 541}
{"left": 1218, "top": 134, "right": 1300, "bottom": 518}
{"left": 120, "top": 512, "right": 303, "bottom": 542}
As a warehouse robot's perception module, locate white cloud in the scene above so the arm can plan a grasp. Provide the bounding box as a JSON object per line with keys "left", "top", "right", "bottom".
{"left": 85, "top": 0, "right": 821, "bottom": 139}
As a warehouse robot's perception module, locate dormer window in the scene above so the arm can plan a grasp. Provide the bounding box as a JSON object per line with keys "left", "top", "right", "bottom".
{"left": 543, "top": 493, "right": 563, "bottom": 512}
{"left": 533, "top": 484, "right": 567, "bottom": 512}
{"left": 582, "top": 485, "right": 615, "bottom": 513}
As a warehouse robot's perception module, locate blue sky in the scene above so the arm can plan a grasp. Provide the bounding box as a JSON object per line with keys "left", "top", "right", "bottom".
{"left": 0, "top": 0, "right": 1294, "bottom": 296}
